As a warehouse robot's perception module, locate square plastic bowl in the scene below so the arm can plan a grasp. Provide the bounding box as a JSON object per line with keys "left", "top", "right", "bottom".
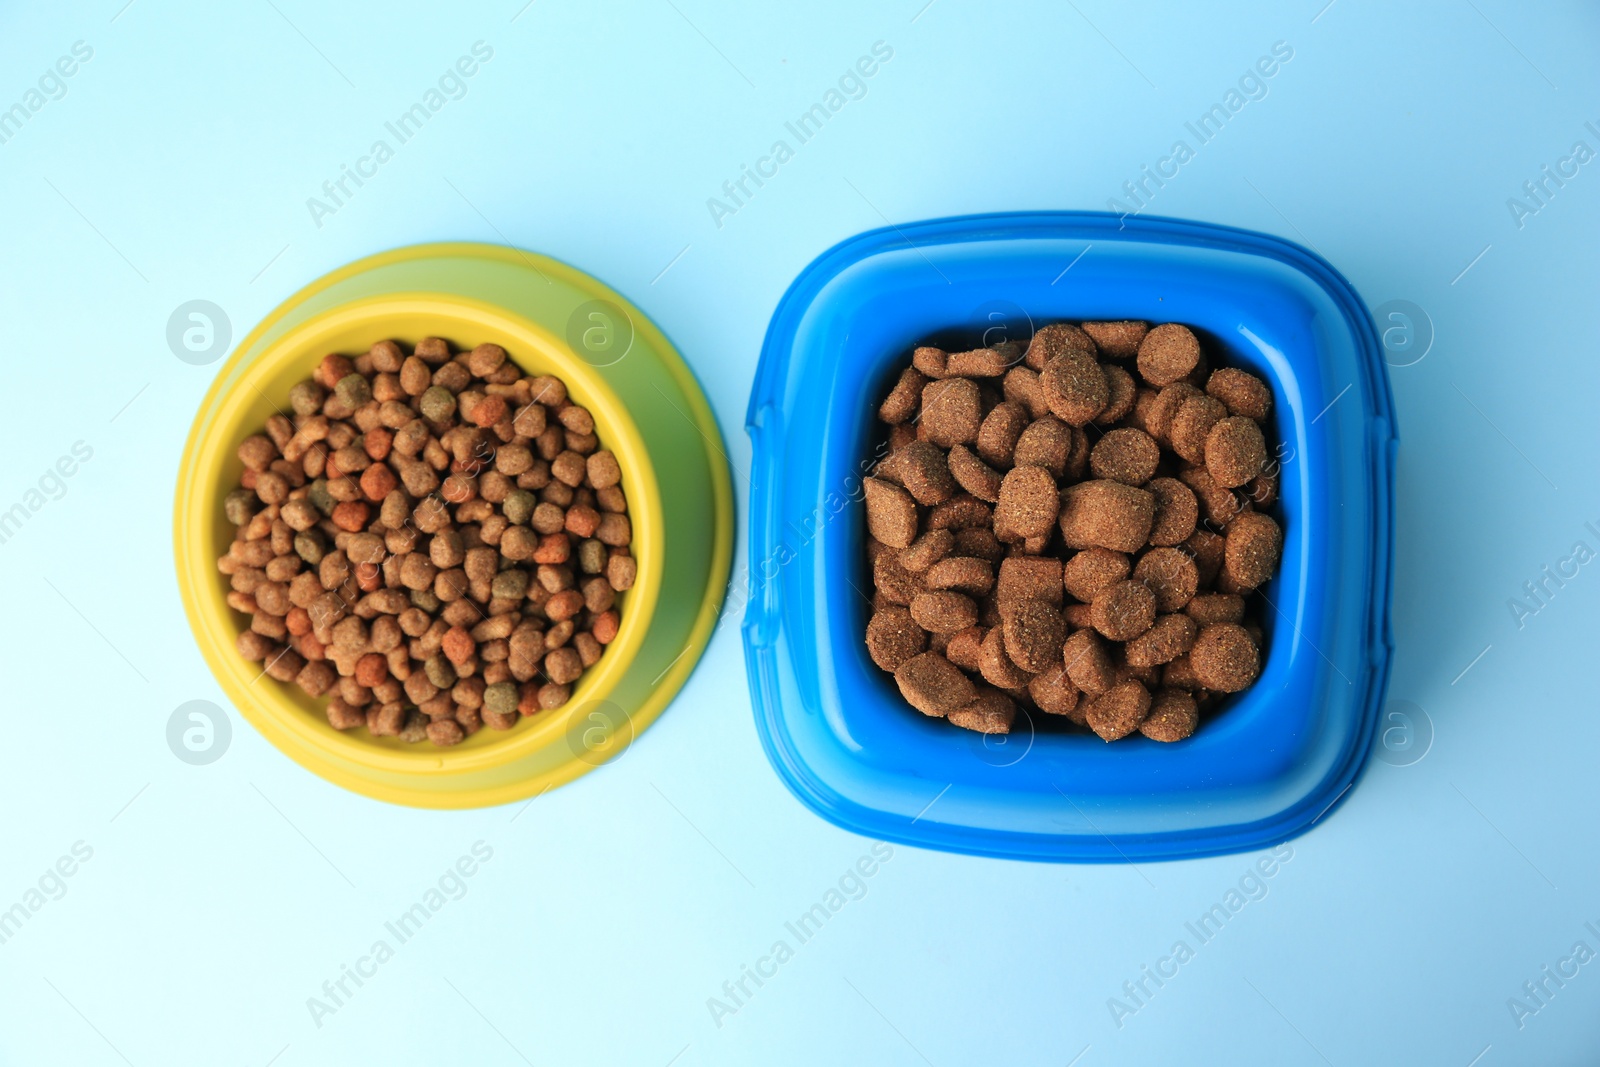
{"left": 743, "top": 212, "right": 1396, "bottom": 863}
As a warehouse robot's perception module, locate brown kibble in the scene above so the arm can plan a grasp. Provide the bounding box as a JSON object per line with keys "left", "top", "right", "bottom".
{"left": 976, "top": 402, "right": 1027, "bottom": 468}
{"left": 1002, "top": 598, "right": 1065, "bottom": 673}
{"left": 1028, "top": 664, "right": 1081, "bottom": 720}
{"left": 326, "top": 697, "right": 365, "bottom": 731}
{"left": 1063, "top": 629, "right": 1115, "bottom": 696}
{"left": 909, "top": 591, "right": 978, "bottom": 634}
{"left": 1170, "top": 394, "right": 1227, "bottom": 465}
{"left": 1144, "top": 382, "right": 1200, "bottom": 443}
{"left": 946, "top": 445, "right": 1002, "bottom": 503}
{"left": 1040, "top": 351, "right": 1108, "bottom": 426}
{"left": 1080, "top": 320, "right": 1148, "bottom": 359}
{"left": 978, "top": 627, "right": 1032, "bottom": 688}
{"left": 1095, "top": 365, "right": 1138, "bottom": 425}
{"left": 1140, "top": 689, "right": 1199, "bottom": 742}
{"left": 1084, "top": 680, "right": 1151, "bottom": 741}
{"left": 1178, "top": 466, "right": 1243, "bottom": 528}
{"left": 946, "top": 347, "right": 1009, "bottom": 377}
{"left": 426, "top": 719, "right": 466, "bottom": 746}
{"left": 912, "top": 346, "right": 948, "bottom": 379}
{"left": 926, "top": 493, "right": 991, "bottom": 531}
{"left": 994, "top": 466, "right": 1059, "bottom": 541}
{"left": 881, "top": 440, "right": 955, "bottom": 505}
{"left": 1206, "top": 367, "right": 1272, "bottom": 421}
{"left": 1090, "top": 580, "right": 1156, "bottom": 641}
{"left": 1145, "top": 477, "right": 1199, "bottom": 547}
{"left": 879, "top": 366, "right": 928, "bottom": 424}
{"left": 1002, "top": 366, "right": 1050, "bottom": 419}
{"left": 1025, "top": 323, "right": 1096, "bottom": 370}
{"left": 920, "top": 378, "right": 982, "bottom": 447}
{"left": 899, "top": 528, "right": 954, "bottom": 572}
{"left": 948, "top": 688, "right": 1016, "bottom": 734}
{"left": 1062, "top": 548, "right": 1130, "bottom": 603}
{"left": 1089, "top": 427, "right": 1160, "bottom": 486}
{"left": 1137, "top": 323, "right": 1201, "bottom": 386}
{"left": 1124, "top": 614, "right": 1199, "bottom": 668}
{"left": 925, "top": 556, "right": 993, "bottom": 596}
{"left": 873, "top": 548, "right": 922, "bottom": 605}
{"left": 1012, "top": 417, "right": 1072, "bottom": 478}
{"left": 996, "top": 556, "right": 1063, "bottom": 611}
{"left": 863, "top": 477, "right": 918, "bottom": 549}
{"left": 1133, "top": 547, "right": 1200, "bottom": 612}
{"left": 866, "top": 607, "right": 927, "bottom": 671}
{"left": 1058, "top": 480, "right": 1155, "bottom": 553}
{"left": 1187, "top": 593, "right": 1246, "bottom": 626}
{"left": 1224, "top": 512, "right": 1283, "bottom": 591}
{"left": 894, "top": 652, "right": 977, "bottom": 716}
{"left": 944, "top": 627, "right": 985, "bottom": 673}
{"left": 1206, "top": 416, "right": 1268, "bottom": 489}
{"left": 586, "top": 450, "right": 622, "bottom": 489}
{"left": 1185, "top": 528, "right": 1227, "bottom": 586}
{"left": 1190, "top": 623, "right": 1261, "bottom": 693}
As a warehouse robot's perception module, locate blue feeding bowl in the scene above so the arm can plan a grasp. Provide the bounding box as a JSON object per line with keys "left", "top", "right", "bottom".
{"left": 742, "top": 211, "right": 1396, "bottom": 863}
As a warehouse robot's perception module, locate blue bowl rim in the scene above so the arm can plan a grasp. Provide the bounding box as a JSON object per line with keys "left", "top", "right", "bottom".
{"left": 743, "top": 209, "right": 1397, "bottom": 863}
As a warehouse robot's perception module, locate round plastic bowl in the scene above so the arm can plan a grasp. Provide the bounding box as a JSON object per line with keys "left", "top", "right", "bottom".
{"left": 745, "top": 212, "right": 1396, "bottom": 863}
{"left": 176, "top": 243, "right": 732, "bottom": 808}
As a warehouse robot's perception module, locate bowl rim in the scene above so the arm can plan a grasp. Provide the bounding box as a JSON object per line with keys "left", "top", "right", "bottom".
{"left": 743, "top": 210, "right": 1397, "bottom": 862}
{"left": 175, "top": 242, "right": 734, "bottom": 806}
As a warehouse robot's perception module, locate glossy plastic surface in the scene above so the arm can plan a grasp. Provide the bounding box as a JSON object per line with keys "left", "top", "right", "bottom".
{"left": 744, "top": 212, "right": 1396, "bottom": 862}
{"left": 175, "top": 243, "right": 733, "bottom": 808}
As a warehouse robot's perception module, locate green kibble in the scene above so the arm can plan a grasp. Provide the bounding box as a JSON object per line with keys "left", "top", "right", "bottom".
{"left": 420, "top": 385, "right": 457, "bottom": 422}
{"left": 224, "top": 488, "right": 258, "bottom": 526}
{"left": 410, "top": 587, "right": 442, "bottom": 613}
{"left": 501, "top": 489, "right": 537, "bottom": 526}
{"left": 289, "top": 380, "right": 325, "bottom": 416}
{"left": 483, "top": 681, "right": 519, "bottom": 715}
{"left": 307, "top": 478, "right": 335, "bottom": 517}
{"left": 577, "top": 538, "right": 606, "bottom": 575}
{"left": 335, "top": 373, "right": 372, "bottom": 409}
{"left": 491, "top": 569, "right": 530, "bottom": 601}
{"left": 294, "top": 529, "right": 327, "bottom": 565}
{"left": 424, "top": 652, "right": 457, "bottom": 689}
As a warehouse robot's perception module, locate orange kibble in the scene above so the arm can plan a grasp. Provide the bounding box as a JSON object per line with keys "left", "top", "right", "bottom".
{"left": 359, "top": 463, "right": 398, "bottom": 502}
{"left": 592, "top": 610, "right": 619, "bottom": 644}
{"left": 441, "top": 625, "right": 476, "bottom": 665}
{"left": 331, "top": 500, "right": 370, "bottom": 532}
{"left": 364, "top": 427, "right": 394, "bottom": 461}
{"left": 470, "top": 393, "right": 508, "bottom": 428}
{"left": 285, "top": 606, "right": 312, "bottom": 636}
{"left": 354, "top": 652, "right": 389, "bottom": 687}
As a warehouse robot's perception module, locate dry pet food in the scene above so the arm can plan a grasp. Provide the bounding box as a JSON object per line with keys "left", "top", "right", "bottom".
{"left": 218, "top": 337, "right": 633, "bottom": 747}
{"left": 864, "top": 320, "right": 1283, "bottom": 743}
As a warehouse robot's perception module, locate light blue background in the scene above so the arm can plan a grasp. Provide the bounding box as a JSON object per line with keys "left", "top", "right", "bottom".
{"left": 0, "top": 2, "right": 1595, "bottom": 1064}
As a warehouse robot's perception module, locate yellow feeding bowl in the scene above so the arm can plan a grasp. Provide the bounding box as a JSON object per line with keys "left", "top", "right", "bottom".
{"left": 174, "top": 243, "right": 733, "bottom": 808}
